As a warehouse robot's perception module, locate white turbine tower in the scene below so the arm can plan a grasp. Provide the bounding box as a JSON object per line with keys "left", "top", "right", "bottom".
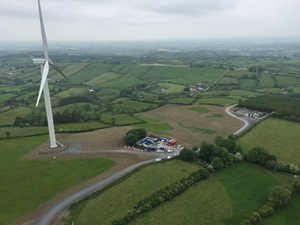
{"left": 33, "top": 0, "right": 69, "bottom": 148}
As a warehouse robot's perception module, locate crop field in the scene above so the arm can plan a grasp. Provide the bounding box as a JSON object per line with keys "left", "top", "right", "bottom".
{"left": 0, "top": 136, "right": 115, "bottom": 225}
{"left": 73, "top": 160, "right": 199, "bottom": 225}
{"left": 158, "top": 82, "right": 185, "bottom": 93}
{"left": 0, "top": 106, "right": 33, "bottom": 125}
{"left": 238, "top": 118, "right": 300, "bottom": 165}
{"left": 198, "top": 97, "right": 237, "bottom": 106}
{"left": 85, "top": 72, "right": 120, "bottom": 86}
{"left": 69, "top": 63, "right": 112, "bottom": 84}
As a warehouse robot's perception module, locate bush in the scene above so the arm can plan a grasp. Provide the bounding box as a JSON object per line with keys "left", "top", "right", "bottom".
{"left": 198, "top": 142, "right": 214, "bottom": 162}
{"left": 210, "top": 146, "right": 230, "bottom": 164}
{"left": 219, "top": 138, "right": 237, "bottom": 153}
{"left": 258, "top": 203, "right": 275, "bottom": 217}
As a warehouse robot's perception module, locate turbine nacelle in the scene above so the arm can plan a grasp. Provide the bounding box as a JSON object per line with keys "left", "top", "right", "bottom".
{"left": 32, "top": 58, "right": 49, "bottom": 64}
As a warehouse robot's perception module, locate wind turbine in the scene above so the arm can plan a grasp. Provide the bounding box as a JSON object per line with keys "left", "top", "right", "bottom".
{"left": 33, "top": 0, "right": 69, "bottom": 148}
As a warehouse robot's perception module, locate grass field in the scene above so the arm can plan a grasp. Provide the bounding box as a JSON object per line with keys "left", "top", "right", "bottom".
{"left": 0, "top": 126, "right": 48, "bottom": 138}
{"left": 0, "top": 93, "right": 16, "bottom": 104}
{"left": 85, "top": 72, "right": 120, "bottom": 86}
{"left": 167, "top": 98, "right": 195, "bottom": 105}
{"left": 101, "top": 113, "right": 143, "bottom": 125}
{"left": 274, "top": 75, "right": 298, "bottom": 86}
{"left": 134, "top": 122, "right": 174, "bottom": 134}
{"left": 158, "top": 82, "right": 185, "bottom": 93}
{"left": 0, "top": 136, "right": 115, "bottom": 225}
{"left": 99, "top": 77, "right": 144, "bottom": 89}
{"left": 238, "top": 118, "right": 300, "bottom": 165}
{"left": 0, "top": 107, "right": 33, "bottom": 125}
{"left": 261, "top": 193, "right": 300, "bottom": 225}
{"left": 69, "top": 63, "right": 112, "bottom": 84}
{"left": 72, "top": 161, "right": 291, "bottom": 225}
{"left": 188, "top": 106, "right": 211, "bottom": 113}
{"left": 259, "top": 74, "right": 275, "bottom": 87}
{"left": 198, "top": 97, "right": 237, "bottom": 106}
{"left": 57, "top": 122, "right": 111, "bottom": 132}
{"left": 73, "top": 160, "right": 199, "bottom": 225}
{"left": 53, "top": 87, "right": 88, "bottom": 99}
{"left": 112, "top": 98, "right": 157, "bottom": 112}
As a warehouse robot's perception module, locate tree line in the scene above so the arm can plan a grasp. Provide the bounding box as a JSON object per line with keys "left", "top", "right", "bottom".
{"left": 238, "top": 95, "right": 300, "bottom": 122}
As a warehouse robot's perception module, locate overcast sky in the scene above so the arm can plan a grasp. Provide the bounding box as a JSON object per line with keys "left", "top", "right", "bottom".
{"left": 1, "top": 0, "right": 300, "bottom": 42}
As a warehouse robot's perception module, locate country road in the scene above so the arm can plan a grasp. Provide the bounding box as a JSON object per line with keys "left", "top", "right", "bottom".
{"left": 225, "top": 104, "right": 250, "bottom": 135}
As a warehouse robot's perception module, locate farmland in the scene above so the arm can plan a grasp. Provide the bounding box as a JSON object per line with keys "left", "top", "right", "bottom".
{"left": 0, "top": 40, "right": 300, "bottom": 224}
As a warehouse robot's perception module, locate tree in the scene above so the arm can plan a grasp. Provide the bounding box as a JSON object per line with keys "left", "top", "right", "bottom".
{"left": 126, "top": 128, "right": 147, "bottom": 140}
{"left": 219, "top": 138, "right": 237, "bottom": 153}
{"left": 210, "top": 146, "right": 230, "bottom": 164}
{"left": 123, "top": 133, "right": 138, "bottom": 146}
{"left": 179, "top": 148, "right": 195, "bottom": 162}
{"left": 198, "top": 142, "right": 214, "bottom": 162}
{"left": 5, "top": 131, "right": 11, "bottom": 139}
{"left": 267, "top": 186, "right": 292, "bottom": 209}
{"left": 246, "top": 146, "right": 277, "bottom": 166}
{"left": 211, "top": 157, "right": 223, "bottom": 171}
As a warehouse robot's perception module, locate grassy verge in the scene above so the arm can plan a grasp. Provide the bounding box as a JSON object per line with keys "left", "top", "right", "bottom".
{"left": 0, "top": 136, "right": 115, "bottom": 225}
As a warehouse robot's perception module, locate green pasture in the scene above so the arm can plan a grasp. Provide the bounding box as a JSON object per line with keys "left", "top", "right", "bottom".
{"left": 110, "top": 64, "right": 126, "bottom": 73}
{"left": 130, "top": 162, "right": 290, "bottom": 225}
{"left": 259, "top": 74, "right": 275, "bottom": 88}
{"left": 99, "top": 77, "right": 144, "bottom": 89}
{"left": 256, "top": 88, "right": 284, "bottom": 94}
{"left": 69, "top": 63, "right": 112, "bottom": 84}
{"left": 158, "top": 82, "right": 185, "bottom": 93}
{"left": 261, "top": 193, "right": 300, "bottom": 225}
{"left": 238, "top": 118, "right": 300, "bottom": 165}
{"left": 167, "top": 98, "right": 195, "bottom": 105}
{"left": 71, "top": 161, "right": 291, "bottom": 225}
{"left": 144, "top": 66, "right": 225, "bottom": 85}
{"left": 53, "top": 102, "right": 98, "bottom": 113}
{"left": 119, "top": 64, "right": 152, "bottom": 77}
{"left": 274, "top": 75, "right": 298, "bottom": 87}
{"left": 53, "top": 87, "right": 87, "bottom": 99}
{"left": 0, "top": 105, "right": 11, "bottom": 112}
{"left": 0, "top": 107, "right": 33, "bottom": 125}
{"left": 239, "top": 78, "right": 257, "bottom": 88}
{"left": 96, "top": 88, "right": 119, "bottom": 97}
{"left": 73, "top": 160, "right": 199, "bottom": 225}
{"left": 60, "top": 63, "right": 89, "bottom": 77}
{"left": 14, "top": 91, "right": 36, "bottom": 101}
{"left": 0, "top": 86, "right": 21, "bottom": 93}
{"left": 226, "top": 70, "right": 256, "bottom": 77}
{"left": 85, "top": 72, "right": 120, "bottom": 86}
{"left": 0, "top": 136, "right": 115, "bottom": 225}
{"left": 228, "top": 89, "right": 258, "bottom": 97}
{"left": 198, "top": 97, "right": 237, "bottom": 106}
{"left": 0, "top": 126, "right": 48, "bottom": 138}
{"left": 0, "top": 93, "right": 16, "bottom": 104}
{"left": 101, "top": 113, "right": 143, "bottom": 125}
{"left": 57, "top": 122, "right": 110, "bottom": 132}
{"left": 218, "top": 77, "right": 239, "bottom": 85}
{"left": 112, "top": 98, "right": 157, "bottom": 112}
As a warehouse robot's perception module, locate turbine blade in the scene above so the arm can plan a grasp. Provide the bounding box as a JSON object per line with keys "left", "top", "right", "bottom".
{"left": 49, "top": 62, "right": 71, "bottom": 83}
{"left": 36, "top": 61, "right": 49, "bottom": 107}
{"left": 38, "top": 0, "right": 49, "bottom": 59}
